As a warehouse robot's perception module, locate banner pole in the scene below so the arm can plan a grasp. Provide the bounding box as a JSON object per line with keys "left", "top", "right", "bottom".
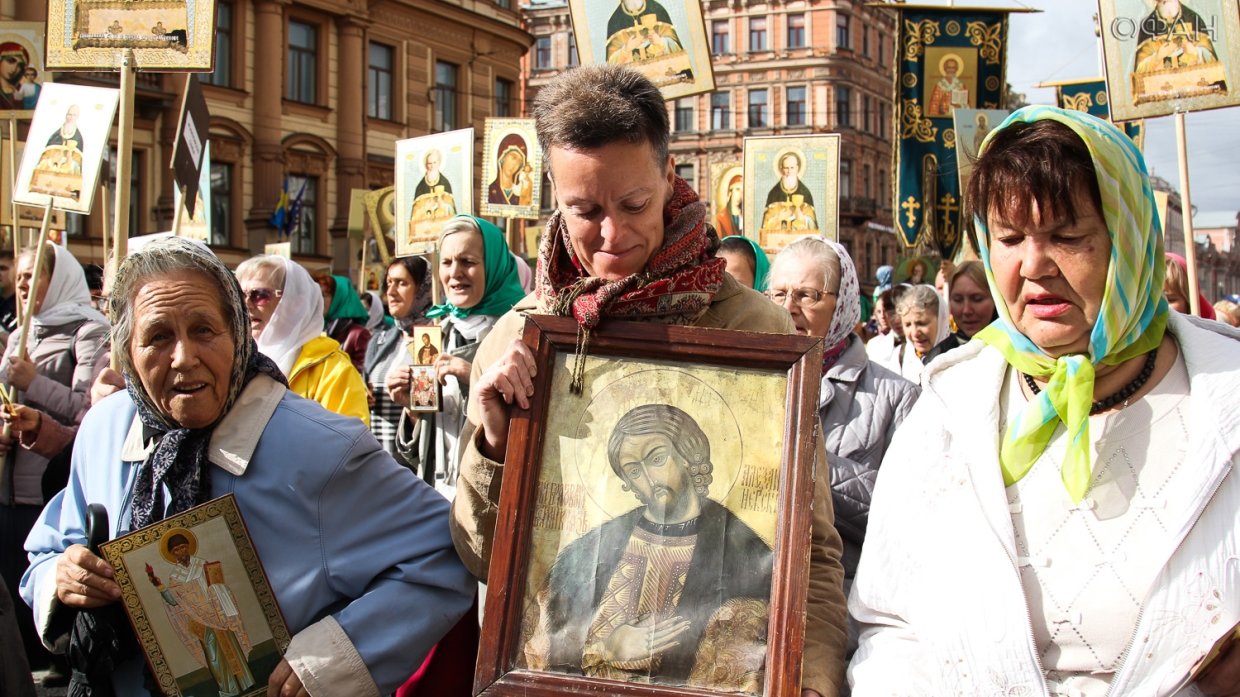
{"left": 15, "top": 202, "right": 54, "bottom": 361}
{"left": 100, "top": 176, "right": 111, "bottom": 275}
{"left": 171, "top": 191, "right": 184, "bottom": 236}
{"left": 110, "top": 49, "right": 137, "bottom": 371}
{"left": 8, "top": 117, "right": 20, "bottom": 328}
{"left": 1174, "top": 112, "right": 1201, "bottom": 317}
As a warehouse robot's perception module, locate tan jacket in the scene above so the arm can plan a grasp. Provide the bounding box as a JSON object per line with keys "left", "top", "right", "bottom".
{"left": 449, "top": 272, "right": 848, "bottom": 695}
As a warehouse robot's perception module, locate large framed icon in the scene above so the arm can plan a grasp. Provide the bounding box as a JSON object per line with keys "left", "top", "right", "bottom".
{"left": 46, "top": 0, "right": 218, "bottom": 71}
{"left": 475, "top": 315, "right": 821, "bottom": 697}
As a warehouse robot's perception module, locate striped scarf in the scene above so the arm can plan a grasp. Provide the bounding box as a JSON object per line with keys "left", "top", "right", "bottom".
{"left": 973, "top": 106, "right": 1168, "bottom": 503}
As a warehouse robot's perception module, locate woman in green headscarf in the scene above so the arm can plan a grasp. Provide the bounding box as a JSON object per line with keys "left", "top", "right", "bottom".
{"left": 389, "top": 215, "right": 525, "bottom": 498}
{"left": 318, "top": 273, "right": 372, "bottom": 373}
{"left": 848, "top": 107, "right": 1240, "bottom": 695}
{"left": 716, "top": 235, "right": 770, "bottom": 291}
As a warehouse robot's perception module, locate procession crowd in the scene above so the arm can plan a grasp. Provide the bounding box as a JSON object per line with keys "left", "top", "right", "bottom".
{"left": 1, "top": 64, "right": 1238, "bottom": 697}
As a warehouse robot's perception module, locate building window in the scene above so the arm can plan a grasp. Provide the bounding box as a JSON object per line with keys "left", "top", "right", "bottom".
{"left": 674, "top": 98, "right": 695, "bottom": 132}
{"left": 289, "top": 175, "right": 317, "bottom": 255}
{"left": 109, "top": 148, "right": 143, "bottom": 237}
{"left": 836, "top": 13, "right": 851, "bottom": 50}
{"left": 287, "top": 20, "right": 317, "bottom": 103}
{"left": 568, "top": 32, "right": 579, "bottom": 67}
{"left": 712, "top": 20, "right": 730, "bottom": 54}
{"left": 204, "top": 1, "right": 232, "bottom": 86}
{"left": 749, "top": 17, "right": 767, "bottom": 52}
{"left": 863, "top": 94, "right": 872, "bottom": 133}
{"left": 878, "top": 102, "right": 887, "bottom": 138}
{"left": 675, "top": 163, "right": 695, "bottom": 188}
{"left": 840, "top": 159, "right": 852, "bottom": 199}
{"left": 878, "top": 169, "right": 887, "bottom": 208}
{"left": 535, "top": 36, "right": 552, "bottom": 70}
{"left": 863, "top": 162, "right": 872, "bottom": 199}
{"left": 878, "top": 36, "right": 885, "bottom": 66}
{"left": 434, "top": 61, "right": 458, "bottom": 132}
{"left": 862, "top": 25, "right": 870, "bottom": 56}
{"left": 711, "top": 91, "right": 731, "bottom": 129}
{"left": 748, "top": 89, "right": 768, "bottom": 128}
{"left": 368, "top": 42, "right": 394, "bottom": 120}
{"left": 787, "top": 13, "right": 806, "bottom": 49}
{"left": 836, "top": 86, "right": 851, "bottom": 128}
{"left": 209, "top": 162, "right": 231, "bottom": 246}
{"left": 494, "top": 78, "right": 514, "bottom": 117}
{"left": 495, "top": 0, "right": 511, "bottom": 8}
{"left": 786, "top": 86, "right": 806, "bottom": 126}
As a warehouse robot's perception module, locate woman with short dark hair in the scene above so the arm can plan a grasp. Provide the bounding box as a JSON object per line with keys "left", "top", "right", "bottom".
{"left": 850, "top": 107, "right": 1240, "bottom": 695}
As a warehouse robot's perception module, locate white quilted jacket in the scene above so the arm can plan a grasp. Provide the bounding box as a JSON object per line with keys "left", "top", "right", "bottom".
{"left": 848, "top": 313, "right": 1240, "bottom": 696}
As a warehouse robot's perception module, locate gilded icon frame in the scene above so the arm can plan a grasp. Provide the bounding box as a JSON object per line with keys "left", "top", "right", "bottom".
{"left": 476, "top": 315, "right": 820, "bottom": 697}
{"left": 99, "top": 494, "right": 290, "bottom": 697}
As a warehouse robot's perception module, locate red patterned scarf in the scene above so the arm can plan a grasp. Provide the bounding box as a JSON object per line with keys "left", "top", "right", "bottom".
{"left": 535, "top": 176, "right": 726, "bottom": 329}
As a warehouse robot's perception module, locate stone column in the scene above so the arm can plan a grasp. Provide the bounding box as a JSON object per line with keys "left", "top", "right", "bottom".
{"left": 333, "top": 15, "right": 367, "bottom": 234}
{"left": 249, "top": 0, "right": 288, "bottom": 232}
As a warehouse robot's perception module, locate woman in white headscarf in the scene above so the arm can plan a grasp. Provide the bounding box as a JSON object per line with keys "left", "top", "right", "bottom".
{"left": 235, "top": 255, "right": 369, "bottom": 425}
{"left": 362, "top": 290, "right": 391, "bottom": 332}
{"left": 0, "top": 242, "right": 109, "bottom": 672}
{"left": 766, "top": 237, "right": 920, "bottom": 592}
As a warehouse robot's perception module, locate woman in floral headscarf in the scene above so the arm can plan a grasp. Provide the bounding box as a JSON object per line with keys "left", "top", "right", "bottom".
{"left": 849, "top": 108, "right": 1240, "bottom": 695}
{"left": 766, "top": 237, "right": 918, "bottom": 594}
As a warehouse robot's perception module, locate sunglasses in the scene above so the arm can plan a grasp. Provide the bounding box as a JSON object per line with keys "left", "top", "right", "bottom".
{"left": 244, "top": 288, "right": 282, "bottom": 306}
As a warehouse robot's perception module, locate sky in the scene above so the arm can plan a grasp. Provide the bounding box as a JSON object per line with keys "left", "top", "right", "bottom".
{"left": 917, "top": 0, "right": 1238, "bottom": 218}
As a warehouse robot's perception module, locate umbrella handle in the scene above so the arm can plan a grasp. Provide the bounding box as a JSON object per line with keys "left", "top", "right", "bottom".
{"left": 85, "top": 503, "right": 109, "bottom": 555}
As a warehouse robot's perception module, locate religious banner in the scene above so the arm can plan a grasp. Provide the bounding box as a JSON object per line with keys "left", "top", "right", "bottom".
{"left": 1097, "top": 0, "right": 1240, "bottom": 121}
{"left": 479, "top": 118, "right": 542, "bottom": 220}
{"left": 13, "top": 82, "right": 119, "bottom": 214}
{"left": 743, "top": 134, "right": 840, "bottom": 251}
{"left": 952, "top": 107, "right": 1008, "bottom": 254}
{"left": 46, "top": 0, "right": 218, "bottom": 71}
{"left": 394, "top": 128, "right": 473, "bottom": 257}
{"left": 892, "top": 6, "right": 1016, "bottom": 258}
{"left": 1050, "top": 78, "right": 1146, "bottom": 150}
{"left": 0, "top": 22, "right": 53, "bottom": 119}
{"left": 709, "top": 161, "right": 743, "bottom": 238}
{"left": 567, "top": 0, "right": 715, "bottom": 100}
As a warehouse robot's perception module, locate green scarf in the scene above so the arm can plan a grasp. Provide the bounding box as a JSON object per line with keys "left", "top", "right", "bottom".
{"left": 721, "top": 235, "right": 770, "bottom": 291}
{"left": 426, "top": 216, "right": 527, "bottom": 320}
{"left": 325, "top": 275, "right": 369, "bottom": 323}
{"left": 973, "top": 106, "right": 1168, "bottom": 503}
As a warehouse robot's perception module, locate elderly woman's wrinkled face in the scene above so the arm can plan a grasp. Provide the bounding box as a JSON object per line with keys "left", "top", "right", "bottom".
{"left": 15, "top": 253, "right": 50, "bottom": 315}
{"left": 901, "top": 307, "right": 938, "bottom": 356}
{"left": 130, "top": 272, "right": 236, "bottom": 429}
{"left": 238, "top": 266, "right": 283, "bottom": 338}
{"left": 768, "top": 254, "right": 837, "bottom": 339}
{"left": 987, "top": 195, "right": 1111, "bottom": 357}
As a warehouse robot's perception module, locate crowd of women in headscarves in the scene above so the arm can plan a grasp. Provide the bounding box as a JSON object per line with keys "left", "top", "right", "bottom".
{"left": 3, "top": 61, "right": 1239, "bottom": 697}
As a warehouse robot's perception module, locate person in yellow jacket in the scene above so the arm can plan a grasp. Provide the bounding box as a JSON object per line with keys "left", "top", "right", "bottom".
{"left": 236, "top": 255, "right": 369, "bottom": 425}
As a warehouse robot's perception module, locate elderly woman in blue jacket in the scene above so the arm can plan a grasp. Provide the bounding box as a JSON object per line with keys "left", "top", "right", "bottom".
{"left": 20, "top": 238, "right": 472, "bottom": 696}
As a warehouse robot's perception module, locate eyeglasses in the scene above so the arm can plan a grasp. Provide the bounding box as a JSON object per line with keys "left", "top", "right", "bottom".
{"left": 764, "top": 287, "right": 836, "bottom": 307}
{"left": 243, "top": 288, "right": 282, "bottom": 306}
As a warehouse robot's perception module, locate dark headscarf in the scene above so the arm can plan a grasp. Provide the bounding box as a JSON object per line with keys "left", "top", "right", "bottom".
{"left": 110, "top": 238, "right": 287, "bottom": 531}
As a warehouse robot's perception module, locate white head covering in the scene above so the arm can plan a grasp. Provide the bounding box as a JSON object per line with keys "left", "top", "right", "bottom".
{"left": 363, "top": 290, "right": 386, "bottom": 331}
{"left": 19, "top": 244, "right": 109, "bottom": 343}
{"left": 821, "top": 239, "right": 860, "bottom": 352}
{"left": 253, "top": 256, "right": 323, "bottom": 376}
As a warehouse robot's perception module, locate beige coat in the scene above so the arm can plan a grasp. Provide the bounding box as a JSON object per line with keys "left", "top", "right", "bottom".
{"left": 449, "top": 272, "right": 849, "bottom": 695}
